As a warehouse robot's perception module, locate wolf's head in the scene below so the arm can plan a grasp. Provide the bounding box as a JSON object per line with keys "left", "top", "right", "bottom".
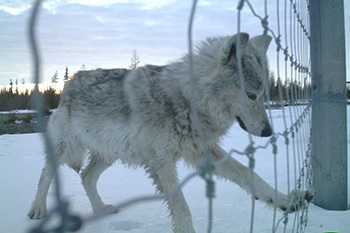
{"left": 217, "top": 33, "right": 273, "bottom": 137}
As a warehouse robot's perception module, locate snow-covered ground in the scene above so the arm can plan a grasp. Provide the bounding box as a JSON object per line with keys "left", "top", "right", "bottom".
{"left": 0, "top": 106, "right": 349, "bottom": 233}
{"left": 0, "top": 109, "right": 37, "bottom": 115}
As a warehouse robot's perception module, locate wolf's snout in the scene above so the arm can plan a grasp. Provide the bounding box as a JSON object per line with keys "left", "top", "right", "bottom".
{"left": 261, "top": 123, "right": 273, "bottom": 137}
{"left": 236, "top": 116, "right": 273, "bottom": 137}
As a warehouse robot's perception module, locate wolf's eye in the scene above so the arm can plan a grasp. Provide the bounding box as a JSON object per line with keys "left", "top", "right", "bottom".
{"left": 247, "top": 92, "right": 257, "bottom": 100}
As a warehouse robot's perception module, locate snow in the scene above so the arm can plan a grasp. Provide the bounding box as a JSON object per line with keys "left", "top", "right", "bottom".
{"left": 0, "top": 106, "right": 349, "bottom": 233}
{"left": 0, "top": 109, "right": 37, "bottom": 115}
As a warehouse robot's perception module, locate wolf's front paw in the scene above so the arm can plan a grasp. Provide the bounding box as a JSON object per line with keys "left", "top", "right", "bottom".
{"left": 281, "top": 189, "right": 314, "bottom": 212}
{"left": 28, "top": 207, "right": 47, "bottom": 219}
{"left": 304, "top": 189, "right": 314, "bottom": 202}
{"left": 94, "top": 204, "right": 119, "bottom": 215}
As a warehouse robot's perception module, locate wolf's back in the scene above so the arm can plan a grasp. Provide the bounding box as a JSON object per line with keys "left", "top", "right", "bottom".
{"left": 58, "top": 68, "right": 131, "bottom": 118}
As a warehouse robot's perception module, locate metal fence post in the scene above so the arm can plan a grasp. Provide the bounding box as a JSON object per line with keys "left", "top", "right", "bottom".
{"left": 309, "top": 0, "right": 348, "bottom": 210}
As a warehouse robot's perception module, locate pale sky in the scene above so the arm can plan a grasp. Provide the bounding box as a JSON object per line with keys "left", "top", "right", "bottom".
{"left": 0, "top": 0, "right": 349, "bottom": 85}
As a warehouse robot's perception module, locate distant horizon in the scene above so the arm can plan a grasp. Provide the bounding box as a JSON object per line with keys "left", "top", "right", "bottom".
{"left": 0, "top": 82, "right": 65, "bottom": 94}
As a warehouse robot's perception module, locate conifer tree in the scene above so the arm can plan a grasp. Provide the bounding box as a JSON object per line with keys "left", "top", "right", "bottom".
{"left": 129, "top": 50, "right": 140, "bottom": 70}
{"left": 51, "top": 71, "right": 58, "bottom": 83}
{"left": 64, "top": 67, "right": 69, "bottom": 82}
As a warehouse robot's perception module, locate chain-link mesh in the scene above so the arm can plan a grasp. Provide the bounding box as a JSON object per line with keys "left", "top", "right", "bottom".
{"left": 28, "top": 0, "right": 312, "bottom": 232}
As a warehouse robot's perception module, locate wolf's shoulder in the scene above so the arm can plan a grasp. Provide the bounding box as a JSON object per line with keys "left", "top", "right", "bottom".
{"left": 135, "top": 65, "right": 167, "bottom": 79}
{"left": 73, "top": 68, "right": 129, "bottom": 84}
{"left": 61, "top": 68, "right": 130, "bottom": 95}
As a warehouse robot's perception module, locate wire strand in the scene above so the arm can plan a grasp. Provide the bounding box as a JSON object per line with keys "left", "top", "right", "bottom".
{"left": 27, "top": 0, "right": 313, "bottom": 232}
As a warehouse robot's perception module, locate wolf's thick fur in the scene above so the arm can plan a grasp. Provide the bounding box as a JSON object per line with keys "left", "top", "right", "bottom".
{"left": 28, "top": 33, "right": 312, "bottom": 232}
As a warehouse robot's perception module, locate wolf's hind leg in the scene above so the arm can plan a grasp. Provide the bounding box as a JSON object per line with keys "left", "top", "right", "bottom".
{"left": 28, "top": 161, "right": 55, "bottom": 219}
{"left": 81, "top": 153, "right": 115, "bottom": 214}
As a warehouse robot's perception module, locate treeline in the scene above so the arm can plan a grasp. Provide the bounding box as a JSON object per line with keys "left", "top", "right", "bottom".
{"left": 268, "top": 74, "right": 350, "bottom": 101}
{"left": 267, "top": 73, "right": 312, "bottom": 101}
{"left": 1, "top": 76, "right": 349, "bottom": 112}
{"left": 0, "top": 87, "right": 60, "bottom": 111}
{"left": 0, "top": 51, "right": 144, "bottom": 112}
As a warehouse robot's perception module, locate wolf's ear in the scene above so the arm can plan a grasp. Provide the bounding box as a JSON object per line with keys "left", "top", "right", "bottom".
{"left": 249, "top": 35, "right": 272, "bottom": 54}
{"left": 222, "top": 33, "right": 249, "bottom": 65}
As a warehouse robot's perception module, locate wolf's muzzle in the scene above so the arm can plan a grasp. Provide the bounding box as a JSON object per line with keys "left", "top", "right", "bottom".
{"left": 236, "top": 116, "right": 273, "bottom": 137}
{"left": 261, "top": 123, "right": 273, "bottom": 137}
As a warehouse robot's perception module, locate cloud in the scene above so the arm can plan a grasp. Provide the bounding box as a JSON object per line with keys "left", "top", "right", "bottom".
{"left": 0, "top": 0, "right": 31, "bottom": 15}
{"left": 2, "top": 1, "right": 237, "bottom": 84}
{"left": 0, "top": 0, "right": 349, "bottom": 85}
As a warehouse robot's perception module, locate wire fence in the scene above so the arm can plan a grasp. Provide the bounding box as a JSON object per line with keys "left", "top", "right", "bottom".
{"left": 28, "top": 0, "right": 312, "bottom": 233}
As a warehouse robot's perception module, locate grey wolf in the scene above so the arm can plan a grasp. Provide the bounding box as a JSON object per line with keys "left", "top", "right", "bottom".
{"left": 28, "top": 33, "right": 312, "bottom": 233}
